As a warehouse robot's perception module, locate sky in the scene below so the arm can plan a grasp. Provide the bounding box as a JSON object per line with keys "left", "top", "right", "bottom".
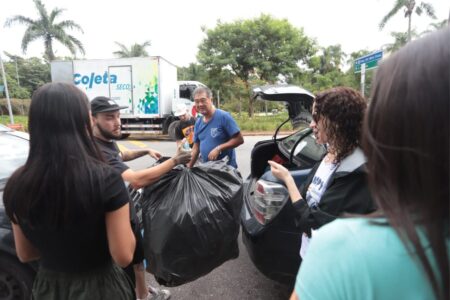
{"left": 0, "top": 0, "right": 448, "bottom": 67}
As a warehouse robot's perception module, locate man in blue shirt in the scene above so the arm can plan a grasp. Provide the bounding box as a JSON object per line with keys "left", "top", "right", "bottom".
{"left": 187, "top": 87, "right": 244, "bottom": 168}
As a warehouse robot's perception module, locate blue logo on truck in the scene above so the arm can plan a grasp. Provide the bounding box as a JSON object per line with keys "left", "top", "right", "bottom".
{"left": 74, "top": 71, "right": 117, "bottom": 89}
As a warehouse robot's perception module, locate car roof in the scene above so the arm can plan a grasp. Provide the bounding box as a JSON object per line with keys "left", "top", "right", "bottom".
{"left": 0, "top": 125, "right": 29, "bottom": 140}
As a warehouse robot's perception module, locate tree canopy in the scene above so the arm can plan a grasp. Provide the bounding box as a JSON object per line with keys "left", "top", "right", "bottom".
{"left": 113, "top": 41, "right": 151, "bottom": 58}
{"left": 197, "top": 14, "right": 315, "bottom": 117}
{"left": 379, "top": 0, "right": 436, "bottom": 42}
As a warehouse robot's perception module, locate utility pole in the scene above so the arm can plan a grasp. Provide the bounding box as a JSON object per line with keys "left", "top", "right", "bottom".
{"left": 217, "top": 90, "right": 220, "bottom": 109}
{"left": 0, "top": 51, "right": 14, "bottom": 124}
{"left": 15, "top": 58, "right": 20, "bottom": 87}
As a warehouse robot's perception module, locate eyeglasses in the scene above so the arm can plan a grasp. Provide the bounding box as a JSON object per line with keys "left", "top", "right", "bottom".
{"left": 194, "top": 97, "right": 208, "bottom": 104}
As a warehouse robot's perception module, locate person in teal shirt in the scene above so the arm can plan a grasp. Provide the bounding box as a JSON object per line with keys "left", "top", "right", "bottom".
{"left": 292, "top": 27, "right": 449, "bottom": 300}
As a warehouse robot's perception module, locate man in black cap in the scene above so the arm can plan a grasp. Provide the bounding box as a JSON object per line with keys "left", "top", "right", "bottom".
{"left": 91, "top": 96, "right": 189, "bottom": 300}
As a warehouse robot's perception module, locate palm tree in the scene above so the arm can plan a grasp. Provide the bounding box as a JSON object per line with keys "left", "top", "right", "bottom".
{"left": 113, "top": 41, "right": 151, "bottom": 58}
{"left": 4, "top": 0, "right": 85, "bottom": 61}
{"left": 379, "top": 0, "right": 436, "bottom": 42}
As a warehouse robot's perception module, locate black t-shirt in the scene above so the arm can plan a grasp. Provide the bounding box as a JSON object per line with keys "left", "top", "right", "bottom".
{"left": 175, "top": 117, "right": 196, "bottom": 146}
{"left": 95, "top": 138, "right": 129, "bottom": 174}
{"left": 20, "top": 166, "right": 130, "bottom": 272}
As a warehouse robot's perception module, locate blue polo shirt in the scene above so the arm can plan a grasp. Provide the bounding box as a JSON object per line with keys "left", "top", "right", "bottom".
{"left": 194, "top": 109, "right": 240, "bottom": 168}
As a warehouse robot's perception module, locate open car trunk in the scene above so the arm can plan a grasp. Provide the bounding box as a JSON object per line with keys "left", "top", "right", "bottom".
{"left": 250, "top": 85, "right": 316, "bottom": 178}
{"left": 253, "top": 84, "right": 314, "bottom": 128}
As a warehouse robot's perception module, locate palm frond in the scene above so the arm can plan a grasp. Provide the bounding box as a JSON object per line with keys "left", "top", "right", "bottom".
{"left": 415, "top": 6, "right": 423, "bottom": 16}
{"left": 419, "top": 2, "right": 437, "bottom": 19}
{"left": 379, "top": 0, "right": 406, "bottom": 29}
{"left": 55, "top": 20, "right": 84, "bottom": 33}
{"left": 67, "top": 35, "right": 85, "bottom": 55}
{"left": 113, "top": 50, "right": 128, "bottom": 57}
{"left": 49, "top": 8, "right": 65, "bottom": 23}
{"left": 21, "top": 27, "right": 42, "bottom": 53}
{"left": 52, "top": 28, "right": 84, "bottom": 56}
{"left": 4, "top": 15, "right": 36, "bottom": 27}
{"left": 33, "top": 0, "right": 49, "bottom": 28}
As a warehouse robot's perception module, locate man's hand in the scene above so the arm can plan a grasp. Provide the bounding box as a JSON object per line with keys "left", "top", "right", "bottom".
{"left": 173, "top": 151, "right": 192, "bottom": 165}
{"left": 148, "top": 149, "right": 162, "bottom": 160}
{"left": 208, "top": 146, "right": 221, "bottom": 161}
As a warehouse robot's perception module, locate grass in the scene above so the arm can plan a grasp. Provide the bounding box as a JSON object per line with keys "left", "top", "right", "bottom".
{"left": 0, "top": 115, "right": 29, "bottom": 131}
{"left": 0, "top": 112, "right": 299, "bottom": 133}
{"left": 233, "top": 112, "right": 295, "bottom": 132}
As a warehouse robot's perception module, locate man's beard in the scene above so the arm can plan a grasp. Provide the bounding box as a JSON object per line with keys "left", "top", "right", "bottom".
{"left": 96, "top": 123, "right": 121, "bottom": 140}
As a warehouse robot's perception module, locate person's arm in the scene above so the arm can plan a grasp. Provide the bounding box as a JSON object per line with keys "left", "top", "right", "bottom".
{"left": 122, "top": 151, "right": 191, "bottom": 189}
{"left": 290, "top": 291, "right": 299, "bottom": 300}
{"left": 105, "top": 203, "right": 136, "bottom": 267}
{"left": 11, "top": 223, "right": 40, "bottom": 262}
{"left": 121, "top": 148, "right": 162, "bottom": 161}
{"left": 187, "top": 142, "right": 200, "bottom": 168}
{"left": 208, "top": 132, "right": 244, "bottom": 161}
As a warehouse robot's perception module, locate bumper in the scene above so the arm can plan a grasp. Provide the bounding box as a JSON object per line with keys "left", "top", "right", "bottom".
{"left": 240, "top": 193, "right": 301, "bottom": 285}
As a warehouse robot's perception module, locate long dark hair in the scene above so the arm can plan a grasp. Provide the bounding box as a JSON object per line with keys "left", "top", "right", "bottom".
{"left": 314, "top": 87, "right": 366, "bottom": 162}
{"left": 4, "top": 83, "right": 106, "bottom": 228}
{"left": 363, "top": 28, "right": 449, "bottom": 299}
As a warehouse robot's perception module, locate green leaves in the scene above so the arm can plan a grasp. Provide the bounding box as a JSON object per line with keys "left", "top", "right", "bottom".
{"left": 197, "top": 14, "right": 315, "bottom": 117}
{"left": 4, "top": 0, "right": 84, "bottom": 61}
{"left": 113, "top": 41, "right": 151, "bottom": 58}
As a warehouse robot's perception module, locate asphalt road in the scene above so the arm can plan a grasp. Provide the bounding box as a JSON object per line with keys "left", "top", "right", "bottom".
{"left": 118, "top": 136, "right": 293, "bottom": 300}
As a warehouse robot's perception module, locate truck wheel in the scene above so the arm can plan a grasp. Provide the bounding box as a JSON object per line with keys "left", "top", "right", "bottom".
{"left": 0, "top": 253, "right": 35, "bottom": 300}
{"left": 162, "top": 116, "right": 175, "bottom": 135}
{"left": 168, "top": 121, "right": 180, "bottom": 141}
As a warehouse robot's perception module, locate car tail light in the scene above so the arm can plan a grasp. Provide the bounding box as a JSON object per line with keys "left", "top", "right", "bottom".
{"left": 249, "top": 179, "right": 289, "bottom": 225}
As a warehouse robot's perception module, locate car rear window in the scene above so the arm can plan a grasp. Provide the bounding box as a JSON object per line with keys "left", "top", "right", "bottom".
{"left": 280, "top": 128, "right": 326, "bottom": 167}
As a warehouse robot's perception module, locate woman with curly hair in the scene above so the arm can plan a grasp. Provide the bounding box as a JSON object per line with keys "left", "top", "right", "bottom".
{"left": 288, "top": 27, "right": 449, "bottom": 300}
{"left": 268, "top": 86, "right": 375, "bottom": 257}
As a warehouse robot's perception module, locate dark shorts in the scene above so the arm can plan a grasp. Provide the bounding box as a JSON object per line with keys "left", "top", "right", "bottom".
{"left": 33, "top": 262, "right": 135, "bottom": 300}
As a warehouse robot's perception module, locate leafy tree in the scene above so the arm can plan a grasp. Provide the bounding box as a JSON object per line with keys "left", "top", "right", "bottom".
{"left": 178, "top": 63, "right": 208, "bottom": 82}
{"left": 1, "top": 53, "right": 50, "bottom": 98}
{"left": 113, "top": 41, "right": 151, "bottom": 58}
{"left": 4, "top": 0, "right": 85, "bottom": 61}
{"left": 379, "top": 0, "right": 436, "bottom": 42}
{"left": 344, "top": 50, "right": 375, "bottom": 98}
{"left": 383, "top": 30, "right": 418, "bottom": 53}
{"left": 309, "top": 45, "right": 346, "bottom": 75}
{"left": 197, "top": 14, "right": 315, "bottom": 117}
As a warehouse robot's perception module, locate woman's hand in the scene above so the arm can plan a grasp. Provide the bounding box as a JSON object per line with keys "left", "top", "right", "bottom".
{"left": 268, "top": 160, "right": 302, "bottom": 202}
{"left": 268, "top": 160, "right": 291, "bottom": 182}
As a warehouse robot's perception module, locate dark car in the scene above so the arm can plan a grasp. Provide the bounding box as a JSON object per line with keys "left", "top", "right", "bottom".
{"left": 0, "top": 124, "right": 37, "bottom": 299}
{"left": 240, "top": 85, "right": 326, "bottom": 285}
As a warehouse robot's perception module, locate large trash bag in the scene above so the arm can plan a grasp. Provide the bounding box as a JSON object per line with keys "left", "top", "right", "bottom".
{"left": 142, "top": 159, "right": 243, "bottom": 286}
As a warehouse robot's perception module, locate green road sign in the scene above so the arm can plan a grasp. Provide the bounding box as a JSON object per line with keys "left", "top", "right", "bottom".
{"left": 354, "top": 60, "right": 379, "bottom": 72}
{"left": 354, "top": 50, "right": 383, "bottom": 73}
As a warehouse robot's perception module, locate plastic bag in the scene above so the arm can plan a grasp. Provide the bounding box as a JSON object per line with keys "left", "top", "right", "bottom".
{"left": 142, "top": 159, "right": 243, "bottom": 286}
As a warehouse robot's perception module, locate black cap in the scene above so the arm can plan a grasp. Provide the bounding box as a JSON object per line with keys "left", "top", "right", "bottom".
{"left": 91, "top": 96, "right": 128, "bottom": 114}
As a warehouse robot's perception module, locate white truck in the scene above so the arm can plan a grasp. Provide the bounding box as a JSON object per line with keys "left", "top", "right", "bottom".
{"left": 50, "top": 56, "right": 203, "bottom": 136}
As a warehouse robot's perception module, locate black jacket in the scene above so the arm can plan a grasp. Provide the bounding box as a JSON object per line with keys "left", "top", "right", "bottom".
{"left": 292, "top": 147, "right": 376, "bottom": 233}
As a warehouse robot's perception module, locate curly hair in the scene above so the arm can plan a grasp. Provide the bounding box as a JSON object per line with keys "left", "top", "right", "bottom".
{"left": 314, "top": 87, "right": 366, "bottom": 163}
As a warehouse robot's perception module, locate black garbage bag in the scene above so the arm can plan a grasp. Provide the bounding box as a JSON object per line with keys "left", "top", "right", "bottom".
{"left": 142, "top": 159, "right": 243, "bottom": 287}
